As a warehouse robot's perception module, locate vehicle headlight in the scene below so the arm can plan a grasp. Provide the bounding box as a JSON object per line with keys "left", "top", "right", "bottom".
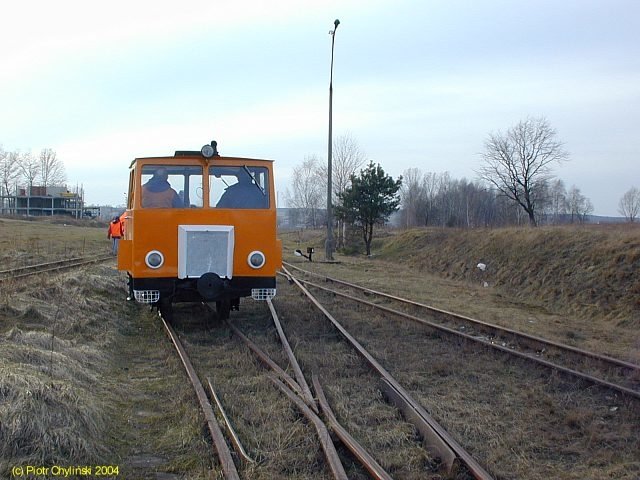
{"left": 247, "top": 251, "right": 266, "bottom": 269}
{"left": 145, "top": 250, "right": 164, "bottom": 269}
{"left": 201, "top": 144, "right": 215, "bottom": 158}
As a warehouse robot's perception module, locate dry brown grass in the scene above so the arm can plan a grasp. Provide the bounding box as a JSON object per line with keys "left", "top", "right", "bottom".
{"left": 375, "top": 225, "right": 640, "bottom": 323}
{"left": 2, "top": 220, "right": 637, "bottom": 478}
{"left": 291, "top": 280, "right": 640, "bottom": 480}
{"left": 280, "top": 225, "right": 640, "bottom": 364}
{"left": 0, "top": 215, "right": 212, "bottom": 478}
{"left": 0, "top": 267, "right": 120, "bottom": 475}
{"left": 278, "top": 226, "right": 640, "bottom": 478}
{"left": 0, "top": 217, "right": 108, "bottom": 270}
{"left": 0, "top": 366, "right": 106, "bottom": 465}
{"left": 0, "top": 270, "right": 215, "bottom": 478}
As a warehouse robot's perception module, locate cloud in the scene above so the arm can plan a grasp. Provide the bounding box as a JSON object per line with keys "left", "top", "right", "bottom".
{"left": 2, "top": 0, "right": 638, "bottom": 215}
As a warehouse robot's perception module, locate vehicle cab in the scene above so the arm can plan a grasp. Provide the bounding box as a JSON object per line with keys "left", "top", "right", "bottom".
{"left": 117, "top": 141, "right": 282, "bottom": 318}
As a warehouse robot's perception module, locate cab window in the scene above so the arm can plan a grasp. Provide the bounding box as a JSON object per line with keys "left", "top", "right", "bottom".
{"left": 141, "top": 165, "right": 203, "bottom": 208}
{"left": 209, "top": 166, "right": 269, "bottom": 209}
{"left": 127, "top": 170, "right": 134, "bottom": 209}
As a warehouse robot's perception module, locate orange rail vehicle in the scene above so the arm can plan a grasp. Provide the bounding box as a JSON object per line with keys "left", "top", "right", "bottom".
{"left": 117, "top": 141, "right": 282, "bottom": 320}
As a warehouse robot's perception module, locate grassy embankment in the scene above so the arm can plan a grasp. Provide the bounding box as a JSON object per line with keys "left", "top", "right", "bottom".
{"left": 282, "top": 224, "right": 639, "bottom": 362}
{"left": 284, "top": 224, "right": 639, "bottom": 323}
{"left": 0, "top": 218, "right": 211, "bottom": 478}
{"left": 374, "top": 224, "right": 639, "bottom": 323}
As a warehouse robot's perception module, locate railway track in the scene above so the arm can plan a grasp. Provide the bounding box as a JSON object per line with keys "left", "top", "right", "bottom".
{"left": 159, "top": 276, "right": 495, "bottom": 479}
{"left": 159, "top": 305, "right": 360, "bottom": 479}
{"left": 284, "top": 261, "right": 640, "bottom": 400}
{"left": 279, "top": 266, "right": 493, "bottom": 480}
{"left": 0, "top": 254, "right": 114, "bottom": 284}
{"left": 152, "top": 264, "right": 640, "bottom": 479}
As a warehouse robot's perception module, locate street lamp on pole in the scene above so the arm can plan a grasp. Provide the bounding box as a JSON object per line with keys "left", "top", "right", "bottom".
{"left": 325, "top": 18, "right": 340, "bottom": 261}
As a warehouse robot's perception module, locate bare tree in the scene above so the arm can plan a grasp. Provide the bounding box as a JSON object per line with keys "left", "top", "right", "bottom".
{"left": 618, "top": 186, "right": 640, "bottom": 222}
{"left": 1, "top": 147, "right": 17, "bottom": 212}
{"left": 331, "top": 134, "right": 366, "bottom": 200}
{"left": 0, "top": 147, "right": 20, "bottom": 197}
{"left": 16, "top": 151, "right": 40, "bottom": 216}
{"left": 285, "top": 155, "right": 324, "bottom": 228}
{"left": 399, "top": 167, "right": 425, "bottom": 228}
{"left": 421, "top": 172, "right": 442, "bottom": 226}
{"left": 316, "top": 134, "right": 366, "bottom": 246}
{"left": 478, "top": 117, "right": 569, "bottom": 226}
{"left": 38, "top": 148, "right": 66, "bottom": 188}
{"left": 547, "top": 179, "right": 568, "bottom": 224}
{"left": 566, "top": 185, "right": 593, "bottom": 223}
{"left": 18, "top": 151, "right": 40, "bottom": 192}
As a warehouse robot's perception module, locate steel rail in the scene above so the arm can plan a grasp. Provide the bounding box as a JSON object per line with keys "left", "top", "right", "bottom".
{"left": 160, "top": 317, "right": 240, "bottom": 480}
{"left": 268, "top": 374, "right": 348, "bottom": 480}
{"left": 266, "top": 297, "right": 317, "bottom": 412}
{"left": 225, "top": 320, "right": 306, "bottom": 399}
{"left": 312, "top": 373, "right": 394, "bottom": 480}
{"left": 0, "top": 255, "right": 114, "bottom": 284}
{"left": 299, "top": 276, "right": 640, "bottom": 400}
{"left": 273, "top": 290, "right": 398, "bottom": 478}
{"left": 379, "top": 379, "right": 458, "bottom": 474}
{"left": 0, "top": 256, "right": 88, "bottom": 276}
{"left": 226, "top": 318, "right": 394, "bottom": 479}
{"left": 283, "top": 262, "right": 640, "bottom": 373}
{"left": 206, "top": 377, "right": 255, "bottom": 465}
{"left": 282, "top": 266, "right": 495, "bottom": 480}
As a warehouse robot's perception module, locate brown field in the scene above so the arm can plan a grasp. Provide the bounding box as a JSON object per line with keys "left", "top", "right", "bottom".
{"left": 0, "top": 217, "right": 109, "bottom": 270}
{"left": 1, "top": 218, "right": 638, "bottom": 478}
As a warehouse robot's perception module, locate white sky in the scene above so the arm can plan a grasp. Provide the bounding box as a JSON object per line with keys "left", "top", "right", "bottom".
{"left": 1, "top": 0, "right": 638, "bottom": 215}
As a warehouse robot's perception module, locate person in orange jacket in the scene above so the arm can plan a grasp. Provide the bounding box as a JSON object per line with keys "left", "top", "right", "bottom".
{"left": 107, "top": 215, "right": 124, "bottom": 255}
{"left": 142, "top": 168, "right": 182, "bottom": 208}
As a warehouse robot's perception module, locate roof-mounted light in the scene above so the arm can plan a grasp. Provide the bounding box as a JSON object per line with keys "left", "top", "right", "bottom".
{"left": 201, "top": 141, "right": 219, "bottom": 159}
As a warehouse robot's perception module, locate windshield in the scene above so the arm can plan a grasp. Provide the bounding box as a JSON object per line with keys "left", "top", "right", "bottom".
{"left": 209, "top": 166, "right": 269, "bottom": 209}
{"left": 141, "top": 165, "right": 203, "bottom": 209}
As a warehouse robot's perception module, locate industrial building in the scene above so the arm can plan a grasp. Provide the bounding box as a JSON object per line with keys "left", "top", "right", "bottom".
{"left": 0, "top": 185, "right": 84, "bottom": 218}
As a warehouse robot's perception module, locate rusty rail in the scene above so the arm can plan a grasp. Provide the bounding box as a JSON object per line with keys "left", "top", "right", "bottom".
{"left": 226, "top": 316, "right": 396, "bottom": 479}
{"left": 225, "top": 320, "right": 306, "bottom": 399}
{"left": 282, "top": 266, "right": 495, "bottom": 480}
{"left": 206, "top": 377, "right": 255, "bottom": 465}
{"left": 161, "top": 317, "right": 239, "bottom": 480}
{"left": 267, "top": 297, "right": 317, "bottom": 411}
{"left": 0, "top": 254, "right": 114, "bottom": 284}
{"left": 296, "top": 276, "right": 640, "bottom": 400}
{"left": 284, "top": 262, "right": 640, "bottom": 373}
{"left": 380, "top": 379, "right": 457, "bottom": 474}
{"left": 312, "top": 373, "right": 394, "bottom": 480}
{"left": 268, "top": 374, "right": 348, "bottom": 480}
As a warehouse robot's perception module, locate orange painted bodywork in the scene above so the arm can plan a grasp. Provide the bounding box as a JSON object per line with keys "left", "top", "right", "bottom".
{"left": 117, "top": 155, "right": 281, "bottom": 283}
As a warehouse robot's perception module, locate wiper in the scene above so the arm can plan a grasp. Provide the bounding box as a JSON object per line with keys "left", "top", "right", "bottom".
{"left": 243, "top": 165, "right": 266, "bottom": 196}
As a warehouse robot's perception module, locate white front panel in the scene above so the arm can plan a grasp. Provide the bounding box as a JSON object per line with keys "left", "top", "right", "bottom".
{"left": 178, "top": 225, "right": 234, "bottom": 279}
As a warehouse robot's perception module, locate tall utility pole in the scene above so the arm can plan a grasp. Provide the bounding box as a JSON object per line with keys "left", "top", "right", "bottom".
{"left": 325, "top": 18, "right": 340, "bottom": 261}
